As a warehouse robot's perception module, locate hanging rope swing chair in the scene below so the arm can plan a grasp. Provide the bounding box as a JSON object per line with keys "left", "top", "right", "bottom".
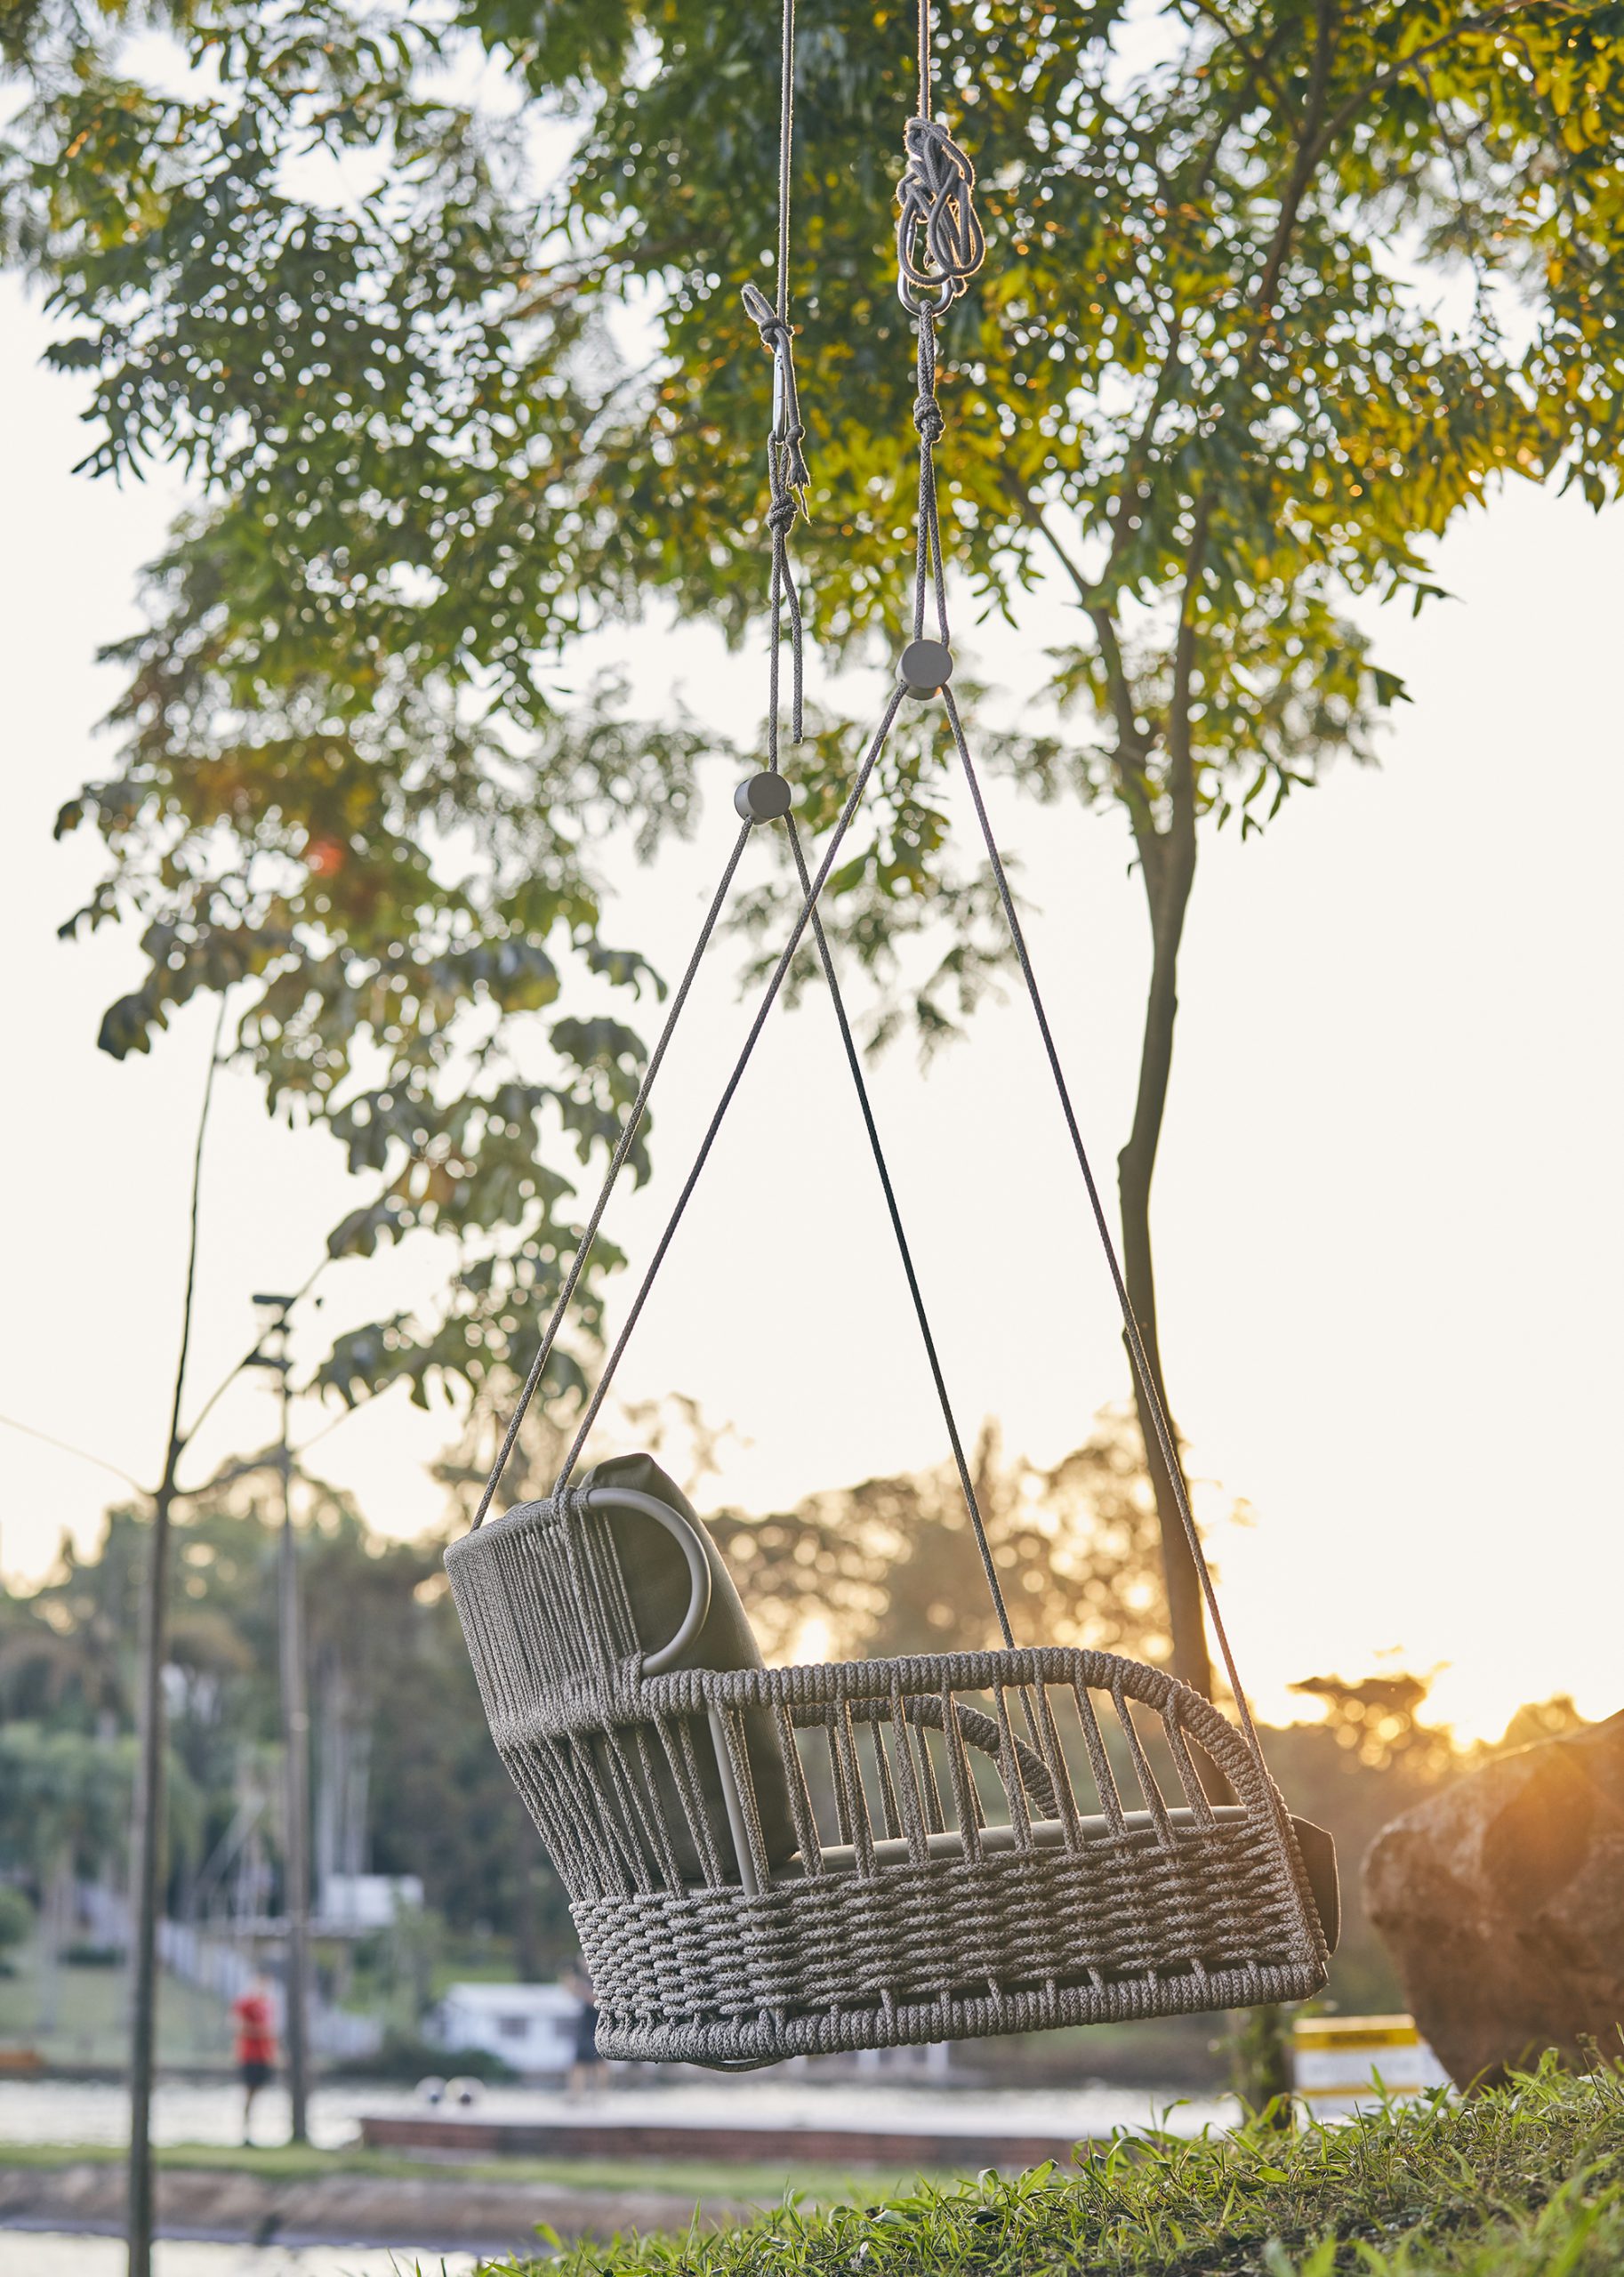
{"left": 446, "top": 0, "right": 1338, "bottom": 2069}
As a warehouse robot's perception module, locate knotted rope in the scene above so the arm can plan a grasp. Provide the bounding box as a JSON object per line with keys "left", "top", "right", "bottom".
{"left": 896, "top": 116, "right": 985, "bottom": 311}
{"left": 742, "top": 281, "right": 812, "bottom": 518}
{"left": 741, "top": 280, "right": 808, "bottom": 761}
{"left": 742, "top": 0, "right": 809, "bottom": 768}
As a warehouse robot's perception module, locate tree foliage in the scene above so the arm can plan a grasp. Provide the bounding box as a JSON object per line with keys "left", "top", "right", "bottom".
{"left": 0, "top": 1480, "right": 553, "bottom": 1939}
{"left": 0, "top": 1454, "right": 1588, "bottom": 2018}
{"left": 710, "top": 1411, "right": 1175, "bottom": 1664}
{"left": 6, "top": 0, "right": 1624, "bottom": 1546}
{"left": 0, "top": 1722, "right": 199, "bottom": 1895}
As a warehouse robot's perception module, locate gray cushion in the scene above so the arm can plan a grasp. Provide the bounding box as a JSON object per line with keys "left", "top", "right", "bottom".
{"left": 581, "top": 1452, "right": 798, "bottom": 1882}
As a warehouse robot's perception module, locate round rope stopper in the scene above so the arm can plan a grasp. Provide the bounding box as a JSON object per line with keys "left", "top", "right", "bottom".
{"left": 899, "top": 639, "right": 953, "bottom": 698}
{"left": 734, "top": 771, "right": 793, "bottom": 824}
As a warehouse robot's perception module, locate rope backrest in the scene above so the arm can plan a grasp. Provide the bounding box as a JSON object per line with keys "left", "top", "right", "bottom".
{"left": 448, "top": 1495, "right": 640, "bottom": 1717}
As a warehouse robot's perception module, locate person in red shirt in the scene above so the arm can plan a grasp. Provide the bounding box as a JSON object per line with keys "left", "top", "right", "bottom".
{"left": 230, "top": 1973, "right": 278, "bottom": 2144}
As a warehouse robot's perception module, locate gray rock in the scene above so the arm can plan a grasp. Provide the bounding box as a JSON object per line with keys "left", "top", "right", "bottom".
{"left": 1363, "top": 1710, "right": 1624, "bottom": 2087}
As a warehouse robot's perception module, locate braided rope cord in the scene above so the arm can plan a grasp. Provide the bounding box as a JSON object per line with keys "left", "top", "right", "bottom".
{"left": 740, "top": 283, "right": 808, "bottom": 770}
{"left": 741, "top": 0, "right": 808, "bottom": 771}
{"left": 470, "top": 825, "right": 755, "bottom": 1526}
{"left": 473, "top": 0, "right": 988, "bottom": 1565}
{"left": 474, "top": 0, "right": 1280, "bottom": 1809}
{"left": 744, "top": 0, "right": 1013, "bottom": 1640}
{"left": 786, "top": 814, "right": 1015, "bottom": 1648}
{"left": 544, "top": 0, "right": 1017, "bottom": 1675}
{"left": 888, "top": 0, "right": 1272, "bottom": 1775}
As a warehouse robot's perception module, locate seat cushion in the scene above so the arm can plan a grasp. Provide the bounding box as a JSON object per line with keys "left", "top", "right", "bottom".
{"left": 580, "top": 1452, "right": 798, "bottom": 1880}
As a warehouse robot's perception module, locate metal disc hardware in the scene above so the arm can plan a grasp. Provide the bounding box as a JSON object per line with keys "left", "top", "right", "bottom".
{"left": 899, "top": 638, "right": 953, "bottom": 697}
{"left": 735, "top": 771, "right": 794, "bottom": 824}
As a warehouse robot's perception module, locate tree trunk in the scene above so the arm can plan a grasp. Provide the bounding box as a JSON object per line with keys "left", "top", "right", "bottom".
{"left": 1114, "top": 591, "right": 1290, "bottom": 2105}
{"left": 127, "top": 1472, "right": 177, "bottom": 2277}
{"left": 512, "top": 1815, "right": 540, "bottom": 1984}
{"left": 128, "top": 1000, "right": 223, "bottom": 2277}
{"left": 1119, "top": 832, "right": 1212, "bottom": 1700}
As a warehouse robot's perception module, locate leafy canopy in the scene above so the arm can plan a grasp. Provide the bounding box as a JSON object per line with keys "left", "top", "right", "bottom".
{"left": 6, "top": 0, "right": 1624, "bottom": 1409}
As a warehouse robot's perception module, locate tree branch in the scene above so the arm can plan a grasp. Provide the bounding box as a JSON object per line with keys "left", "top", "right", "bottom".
{"left": 1305, "top": 3, "right": 1551, "bottom": 195}
{"left": 1255, "top": 0, "right": 1339, "bottom": 312}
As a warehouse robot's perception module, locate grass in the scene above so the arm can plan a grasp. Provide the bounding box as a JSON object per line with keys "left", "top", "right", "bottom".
{"left": 465, "top": 2059, "right": 1624, "bottom": 2275}
{"left": 0, "top": 2134, "right": 945, "bottom": 2206}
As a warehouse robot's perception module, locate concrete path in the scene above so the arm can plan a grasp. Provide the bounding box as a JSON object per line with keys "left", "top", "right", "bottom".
{"left": 0, "top": 2161, "right": 751, "bottom": 2257}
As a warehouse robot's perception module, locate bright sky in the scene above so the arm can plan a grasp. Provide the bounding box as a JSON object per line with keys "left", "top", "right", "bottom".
{"left": 3, "top": 268, "right": 1620, "bottom": 1744}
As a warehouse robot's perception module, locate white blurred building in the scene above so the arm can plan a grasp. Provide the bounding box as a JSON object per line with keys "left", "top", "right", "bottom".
{"left": 315, "top": 1873, "right": 423, "bottom": 1932}
{"left": 434, "top": 1981, "right": 582, "bottom": 2075}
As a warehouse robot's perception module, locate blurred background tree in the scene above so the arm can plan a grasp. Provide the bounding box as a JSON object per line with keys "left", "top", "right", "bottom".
{"left": 0, "top": 1720, "right": 199, "bottom": 2025}
{"left": 710, "top": 1409, "right": 1172, "bottom": 1664}
{"left": 0, "top": 1432, "right": 1591, "bottom": 2051}
{"left": 0, "top": 1886, "right": 34, "bottom": 1975}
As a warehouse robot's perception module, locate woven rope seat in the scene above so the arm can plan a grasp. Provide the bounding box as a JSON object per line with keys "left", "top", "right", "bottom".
{"left": 448, "top": 1472, "right": 1332, "bottom": 2067}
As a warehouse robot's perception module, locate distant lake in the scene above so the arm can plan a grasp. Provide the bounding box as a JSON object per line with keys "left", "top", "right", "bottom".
{"left": 0, "top": 2069, "right": 1235, "bottom": 2273}
{"left": 13, "top": 2241, "right": 473, "bottom": 2275}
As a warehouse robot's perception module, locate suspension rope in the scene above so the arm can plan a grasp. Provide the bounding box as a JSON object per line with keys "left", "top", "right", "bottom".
{"left": 470, "top": 824, "right": 755, "bottom": 1527}
{"left": 476, "top": 0, "right": 810, "bottom": 1527}
{"left": 741, "top": 0, "right": 809, "bottom": 771}
{"left": 776, "top": 0, "right": 796, "bottom": 304}
{"left": 902, "top": 326, "right": 1267, "bottom": 1756}
{"left": 943, "top": 682, "right": 1266, "bottom": 1758}
{"left": 912, "top": 318, "right": 949, "bottom": 640}
{"left": 551, "top": 0, "right": 1014, "bottom": 1640}
{"left": 741, "top": 282, "right": 808, "bottom": 769}
{"left": 784, "top": 814, "right": 1015, "bottom": 1649}
{"left": 887, "top": 0, "right": 1266, "bottom": 1756}
{"left": 896, "top": 0, "right": 985, "bottom": 315}
{"left": 479, "top": 0, "right": 1274, "bottom": 1785}
{"left": 553, "top": 689, "right": 908, "bottom": 1494}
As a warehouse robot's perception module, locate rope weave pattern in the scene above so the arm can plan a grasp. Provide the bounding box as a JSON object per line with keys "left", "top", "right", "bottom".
{"left": 447, "top": 1503, "right": 1327, "bottom": 2064}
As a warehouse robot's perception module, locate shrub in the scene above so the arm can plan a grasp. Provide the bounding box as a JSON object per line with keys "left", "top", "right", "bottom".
{"left": 0, "top": 1887, "right": 34, "bottom": 1955}
{"left": 334, "top": 2031, "right": 515, "bottom": 2086}
{"left": 481, "top": 2058, "right": 1624, "bottom": 2277}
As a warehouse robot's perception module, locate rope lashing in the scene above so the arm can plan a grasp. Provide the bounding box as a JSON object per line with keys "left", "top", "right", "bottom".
{"left": 896, "top": 117, "right": 985, "bottom": 311}
{"left": 741, "top": 277, "right": 808, "bottom": 762}
{"left": 913, "top": 390, "right": 945, "bottom": 446}
{"left": 741, "top": 282, "right": 811, "bottom": 516}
